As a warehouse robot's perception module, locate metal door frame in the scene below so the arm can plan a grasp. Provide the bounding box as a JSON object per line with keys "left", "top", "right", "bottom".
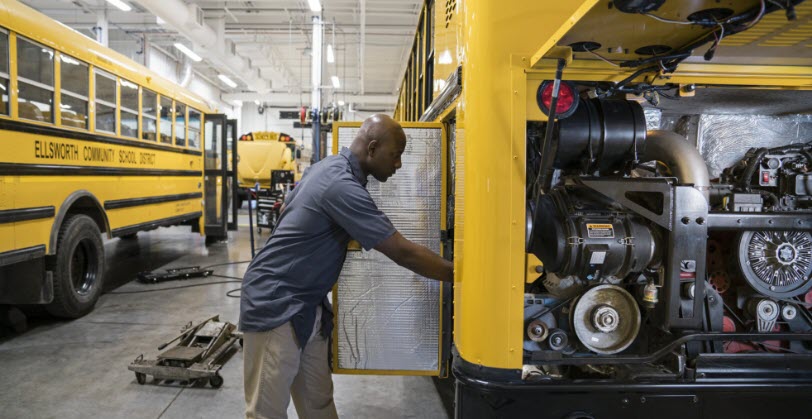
{"left": 330, "top": 121, "right": 448, "bottom": 376}
{"left": 226, "top": 118, "right": 238, "bottom": 231}
{"left": 204, "top": 113, "right": 228, "bottom": 239}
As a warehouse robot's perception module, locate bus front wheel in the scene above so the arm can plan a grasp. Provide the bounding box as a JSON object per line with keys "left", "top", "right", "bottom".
{"left": 46, "top": 214, "right": 105, "bottom": 318}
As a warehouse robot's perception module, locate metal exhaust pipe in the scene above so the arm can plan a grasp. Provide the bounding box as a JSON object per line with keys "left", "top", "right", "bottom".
{"left": 644, "top": 130, "right": 710, "bottom": 201}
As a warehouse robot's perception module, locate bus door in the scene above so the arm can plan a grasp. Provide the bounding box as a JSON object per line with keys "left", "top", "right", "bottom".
{"left": 204, "top": 114, "right": 228, "bottom": 240}
{"left": 330, "top": 122, "right": 450, "bottom": 376}
{"left": 226, "top": 118, "right": 238, "bottom": 231}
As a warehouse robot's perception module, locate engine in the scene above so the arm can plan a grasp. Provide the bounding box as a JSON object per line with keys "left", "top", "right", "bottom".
{"left": 523, "top": 96, "right": 812, "bottom": 380}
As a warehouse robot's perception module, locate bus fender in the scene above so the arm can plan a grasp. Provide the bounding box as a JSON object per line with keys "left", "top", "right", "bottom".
{"left": 48, "top": 190, "right": 110, "bottom": 255}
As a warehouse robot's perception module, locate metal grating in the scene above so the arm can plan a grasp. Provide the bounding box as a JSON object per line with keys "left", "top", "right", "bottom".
{"left": 334, "top": 125, "right": 442, "bottom": 372}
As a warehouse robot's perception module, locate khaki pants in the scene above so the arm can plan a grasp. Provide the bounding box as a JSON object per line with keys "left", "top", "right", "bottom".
{"left": 243, "top": 308, "right": 337, "bottom": 419}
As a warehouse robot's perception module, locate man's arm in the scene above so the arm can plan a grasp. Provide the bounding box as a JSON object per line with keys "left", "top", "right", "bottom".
{"left": 374, "top": 232, "right": 453, "bottom": 282}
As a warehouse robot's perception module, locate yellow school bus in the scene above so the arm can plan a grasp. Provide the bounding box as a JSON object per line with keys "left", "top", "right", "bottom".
{"left": 0, "top": 0, "right": 232, "bottom": 318}
{"left": 344, "top": 0, "right": 812, "bottom": 417}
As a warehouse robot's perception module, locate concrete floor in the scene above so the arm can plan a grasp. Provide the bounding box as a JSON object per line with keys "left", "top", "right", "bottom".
{"left": 0, "top": 213, "right": 449, "bottom": 419}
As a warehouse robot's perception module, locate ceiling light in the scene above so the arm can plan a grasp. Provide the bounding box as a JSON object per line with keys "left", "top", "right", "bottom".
{"left": 327, "top": 44, "right": 334, "bottom": 63}
{"left": 338, "top": 100, "right": 345, "bottom": 106}
{"left": 254, "top": 100, "right": 260, "bottom": 105}
{"left": 307, "top": 0, "right": 321, "bottom": 12}
{"left": 218, "top": 74, "right": 238, "bottom": 88}
{"left": 174, "top": 43, "right": 202, "bottom": 62}
{"left": 331, "top": 76, "right": 340, "bottom": 88}
{"left": 105, "top": 0, "right": 131, "bottom": 12}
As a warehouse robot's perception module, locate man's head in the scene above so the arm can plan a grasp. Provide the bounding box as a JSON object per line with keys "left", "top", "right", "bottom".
{"left": 349, "top": 114, "right": 407, "bottom": 182}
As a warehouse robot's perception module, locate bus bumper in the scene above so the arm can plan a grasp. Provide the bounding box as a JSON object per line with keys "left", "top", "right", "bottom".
{"left": 452, "top": 353, "right": 812, "bottom": 419}
{"left": 0, "top": 256, "right": 53, "bottom": 304}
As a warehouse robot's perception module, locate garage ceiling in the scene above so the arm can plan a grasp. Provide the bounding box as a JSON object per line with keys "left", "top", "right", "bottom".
{"left": 21, "top": 0, "right": 422, "bottom": 108}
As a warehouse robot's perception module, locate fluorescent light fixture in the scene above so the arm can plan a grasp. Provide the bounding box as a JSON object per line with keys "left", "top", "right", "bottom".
{"left": 307, "top": 0, "right": 321, "bottom": 12}
{"left": 105, "top": 0, "right": 131, "bottom": 12}
{"left": 174, "top": 43, "right": 202, "bottom": 62}
{"left": 218, "top": 74, "right": 238, "bottom": 88}
{"left": 331, "top": 76, "right": 340, "bottom": 88}
{"left": 254, "top": 100, "right": 260, "bottom": 105}
{"left": 338, "top": 100, "right": 345, "bottom": 106}
{"left": 327, "top": 44, "right": 335, "bottom": 63}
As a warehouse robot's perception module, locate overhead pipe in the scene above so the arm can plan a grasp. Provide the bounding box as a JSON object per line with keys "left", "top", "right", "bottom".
{"left": 221, "top": 92, "right": 395, "bottom": 107}
{"left": 311, "top": 14, "right": 323, "bottom": 162}
{"left": 360, "top": 0, "right": 366, "bottom": 94}
{"left": 644, "top": 130, "right": 711, "bottom": 201}
{"left": 133, "top": 0, "right": 269, "bottom": 92}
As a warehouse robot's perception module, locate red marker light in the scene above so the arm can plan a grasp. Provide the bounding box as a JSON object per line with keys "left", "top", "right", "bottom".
{"left": 537, "top": 80, "right": 579, "bottom": 119}
{"left": 762, "top": 171, "right": 770, "bottom": 183}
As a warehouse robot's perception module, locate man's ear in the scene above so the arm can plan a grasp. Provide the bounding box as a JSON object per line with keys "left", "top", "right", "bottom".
{"left": 367, "top": 139, "right": 379, "bottom": 157}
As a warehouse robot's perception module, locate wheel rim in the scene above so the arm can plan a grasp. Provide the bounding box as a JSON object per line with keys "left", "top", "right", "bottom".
{"left": 70, "top": 238, "right": 98, "bottom": 296}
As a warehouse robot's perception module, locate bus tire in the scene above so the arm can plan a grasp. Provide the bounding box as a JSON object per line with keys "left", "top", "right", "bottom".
{"left": 120, "top": 233, "right": 138, "bottom": 240}
{"left": 46, "top": 215, "right": 105, "bottom": 318}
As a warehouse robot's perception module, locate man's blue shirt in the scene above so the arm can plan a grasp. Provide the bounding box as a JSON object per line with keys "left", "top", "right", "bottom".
{"left": 239, "top": 147, "right": 397, "bottom": 346}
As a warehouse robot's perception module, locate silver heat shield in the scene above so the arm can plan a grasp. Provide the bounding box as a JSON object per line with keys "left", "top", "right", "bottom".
{"left": 696, "top": 114, "right": 812, "bottom": 178}
{"left": 334, "top": 126, "right": 442, "bottom": 372}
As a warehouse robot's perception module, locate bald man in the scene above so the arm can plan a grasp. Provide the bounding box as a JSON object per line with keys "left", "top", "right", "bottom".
{"left": 240, "top": 114, "right": 453, "bottom": 419}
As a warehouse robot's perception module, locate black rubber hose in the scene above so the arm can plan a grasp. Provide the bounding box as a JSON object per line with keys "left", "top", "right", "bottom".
{"left": 738, "top": 147, "right": 769, "bottom": 192}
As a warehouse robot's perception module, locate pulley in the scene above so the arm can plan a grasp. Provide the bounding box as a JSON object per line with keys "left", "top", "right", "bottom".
{"left": 571, "top": 285, "right": 641, "bottom": 354}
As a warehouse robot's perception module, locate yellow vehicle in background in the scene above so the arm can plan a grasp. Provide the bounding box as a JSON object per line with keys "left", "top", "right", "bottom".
{"left": 236, "top": 131, "right": 300, "bottom": 208}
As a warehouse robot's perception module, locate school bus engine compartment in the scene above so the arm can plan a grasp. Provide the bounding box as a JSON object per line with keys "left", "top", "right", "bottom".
{"left": 524, "top": 96, "right": 812, "bottom": 371}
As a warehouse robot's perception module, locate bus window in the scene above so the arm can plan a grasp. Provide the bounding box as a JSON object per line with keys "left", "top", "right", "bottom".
{"left": 142, "top": 88, "right": 157, "bottom": 141}
{"left": 17, "top": 37, "right": 54, "bottom": 123}
{"left": 59, "top": 54, "right": 88, "bottom": 129}
{"left": 120, "top": 78, "right": 138, "bottom": 138}
{"left": 94, "top": 70, "right": 116, "bottom": 133}
{"left": 0, "top": 31, "right": 8, "bottom": 115}
{"left": 188, "top": 108, "right": 201, "bottom": 149}
{"left": 175, "top": 102, "right": 186, "bottom": 147}
{"left": 159, "top": 96, "right": 172, "bottom": 144}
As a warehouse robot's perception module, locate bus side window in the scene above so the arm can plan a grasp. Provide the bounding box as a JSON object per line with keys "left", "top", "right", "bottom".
{"left": 0, "top": 30, "right": 8, "bottom": 115}
{"left": 159, "top": 96, "right": 173, "bottom": 144}
{"left": 59, "top": 54, "right": 88, "bottom": 129}
{"left": 175, "top": 102, "right": 186, "bottom": 147}
{"left": 120, "top": 78, "right": 138, "bottom": 138}
{"left": 17, "top": 36, "right": 54, "bottom": 123}
{"left": 94, "top": 70, "right": 116, "bottom": 133}
{"left": 188, "top": 108, "right": 201, "bottom": 149}
{"left": 142, "top": 89, "right": 157, "bottom": 141}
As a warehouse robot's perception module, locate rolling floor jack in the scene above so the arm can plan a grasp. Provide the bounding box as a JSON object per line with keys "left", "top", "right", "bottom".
{"left": 128, "top": 315, "right": 242, "bottom": 388}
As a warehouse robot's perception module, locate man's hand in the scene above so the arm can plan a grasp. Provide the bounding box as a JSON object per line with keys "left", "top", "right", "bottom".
{"left": 374, "top": 232, "right": 453, "bottom": 282}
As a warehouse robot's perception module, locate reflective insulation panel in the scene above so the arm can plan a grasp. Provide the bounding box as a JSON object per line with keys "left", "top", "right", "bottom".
{"left": 334, "top": 125, "right": 442, "bottom": 372}
{"left": 697, "top": 114, "right": 812, "bottom": 178}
